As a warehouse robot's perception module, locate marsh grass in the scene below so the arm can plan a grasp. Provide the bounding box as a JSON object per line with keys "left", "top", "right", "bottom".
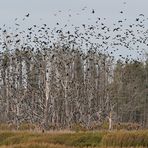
{"left": 0, "top": 130, "right": 147, "bottom": 148}
{"left": 102, "top": 130, "right": 148, "bottom": 147}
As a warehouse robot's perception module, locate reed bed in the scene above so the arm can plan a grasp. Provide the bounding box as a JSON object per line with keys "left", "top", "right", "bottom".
{"left": 0, "top": 130, "right": 147, "bottom": 148}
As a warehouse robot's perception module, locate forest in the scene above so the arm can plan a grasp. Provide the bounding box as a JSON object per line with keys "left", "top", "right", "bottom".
{"left": 0, "top": 1, "right": 148, "bottom": 148}
{"left": 0, "top": 31, "right": 147, "bottom": 130}
{"left": 0, "top": 3, "right": 148, "bottom": 131}
{"left": 0, "top": 7, "right": 148, "bottom": 148}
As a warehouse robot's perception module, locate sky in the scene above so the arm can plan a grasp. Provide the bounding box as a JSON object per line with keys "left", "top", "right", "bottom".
{"left": 0, "top": 0, "right": 148, "bottom": 60}
{"left": 0, "top": 0, "right": 148, "bottom": 26}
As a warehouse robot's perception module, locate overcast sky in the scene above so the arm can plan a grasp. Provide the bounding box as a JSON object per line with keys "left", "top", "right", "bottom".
{"left": 0, "top": 0, "right": 148, "bottom": 59}
{"left": 0, "top": 0, "right": 148, "bottom": 26}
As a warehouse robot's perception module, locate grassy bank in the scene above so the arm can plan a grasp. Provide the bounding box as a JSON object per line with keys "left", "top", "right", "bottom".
{"left": 0, "top": 130, "right": 147, "bottom": 148}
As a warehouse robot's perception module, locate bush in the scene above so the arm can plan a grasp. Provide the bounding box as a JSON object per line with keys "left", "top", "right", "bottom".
{"left": 0, "top": 123, "right": 16, "bottom": 131}
{"left": 70, "top": 123, "right": 87, "bottom": 132}
{"left": 113, "top": 122, "right": 142, "bottom": 130}
{"left": 70, "top": 133, "right": 103, "bottom": 147}
{"left": 18, "top": 123, "right": 36, "bottom": 131}
{"left": 101, "top": 121, "right": 109, "bottom": 130}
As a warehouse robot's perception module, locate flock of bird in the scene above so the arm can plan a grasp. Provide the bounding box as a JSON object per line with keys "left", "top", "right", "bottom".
{"left": 0, "top": 4, "right": 147, "bottom": 62}
{"left": 0, "top": 2, "right": 147, "bottom": 126}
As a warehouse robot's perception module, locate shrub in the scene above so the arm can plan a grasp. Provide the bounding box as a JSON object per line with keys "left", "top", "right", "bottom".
{"left": 18, "top": 123, "right": 36, "bottom": 131}
{"left": 87, "top": 121, "right": 102, "bottom": 131}
{"left": 70, "top": 133, "right": 103, "bottom": 147}
{"left": 70, "top": 123, "right": 87, "bottom": 132}
{"left": 113, "top": 122, "right": 142, "bottom": 130}
{"left": 0, "top": 123, "right": 16, "bottom": 131}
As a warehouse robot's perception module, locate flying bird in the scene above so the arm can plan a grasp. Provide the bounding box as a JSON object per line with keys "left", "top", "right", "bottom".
{"left": 92, "top": 9, "right": 95, "bottom": 14}
{"left": 26, "top": 13, "right": 30, "bottom": 17}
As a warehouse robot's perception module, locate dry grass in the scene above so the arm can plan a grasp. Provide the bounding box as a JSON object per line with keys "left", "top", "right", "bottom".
{"left": 102, "top": 130, "right": 148, "bottom": 147}
{"left": 0, "top": 143, "right": 74, "bottom": 148}
{"left": 0, "top": 130, "right": 147, "bottom": 148}
{"left": 0, "top": 145, "right": 146, "bottom": 148}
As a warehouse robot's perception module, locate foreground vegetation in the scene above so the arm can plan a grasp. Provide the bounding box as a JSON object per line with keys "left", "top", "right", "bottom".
{"left": 0, "top": 130, "right": 147, "bottom": 148}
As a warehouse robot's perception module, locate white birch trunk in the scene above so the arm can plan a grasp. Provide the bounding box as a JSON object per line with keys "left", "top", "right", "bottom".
{"left": 108, "top": 112, "right": 112, "bottom": 130}
{"left": 44, "top": 58, "right": 50, "bottom": 128}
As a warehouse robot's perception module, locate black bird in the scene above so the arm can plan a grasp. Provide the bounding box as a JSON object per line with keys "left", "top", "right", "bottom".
{"left": 82, "top": 24, "right": 85, "bottom": 28}
{"left": 113, "top": 27, "right": 120, "bottom": 31}
{"left": 15, "top": 23, "right": 20, "bottom": 26}
{"left": 92, "top": 9, "right": 95, "bottom": 14}
{"left": 118, "top": 20, "right": 122, "bottom": 23}
{"left": 139, "top": 14, "right": 144, "bottom": 17}
{"left": 15, "top": 34, "right": 18, "bottom": 37}
{"left": 16, "top": 39, "right": 20, "bottom": 43}
{"left": 6, "top": 35, "right": 10, "bottom": 38}
{"left": 28, "top": 27, "right": 32, "bottom": 30}
{"left": 26, "top": 13, "right": 30, "bottom": 17}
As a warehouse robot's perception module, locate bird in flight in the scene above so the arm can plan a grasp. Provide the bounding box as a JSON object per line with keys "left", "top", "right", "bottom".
{"left": 92, "top": 9, "right": 95, "bottom": 14}
{"left": 26, "top": 13, "right": 30, "bottom": 17}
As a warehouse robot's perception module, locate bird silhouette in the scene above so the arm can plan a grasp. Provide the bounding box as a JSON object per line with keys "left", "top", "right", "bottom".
{"left": 26, "top": 13, "right": 30, "bottom": 17}
{"left": 92, "top": 9, "right": 95, "bottom": 14}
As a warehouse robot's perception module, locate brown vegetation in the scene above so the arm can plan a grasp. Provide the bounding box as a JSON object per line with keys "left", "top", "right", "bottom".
{"left": 0, "top": 130, "right": 147, "bottom": 148}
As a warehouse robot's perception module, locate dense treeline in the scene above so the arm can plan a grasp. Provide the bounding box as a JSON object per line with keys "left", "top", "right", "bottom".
{"left": 0, "top": 44, "right": 147, "bottom": 129}
{"left": 0, "top": 12, "right": 148, "bottom": 129}
{"left": 0, "top": 46, "right": 112, "bottom": 129}
{"left": 111, "top": 59, "right": 148, "bottom": 127}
